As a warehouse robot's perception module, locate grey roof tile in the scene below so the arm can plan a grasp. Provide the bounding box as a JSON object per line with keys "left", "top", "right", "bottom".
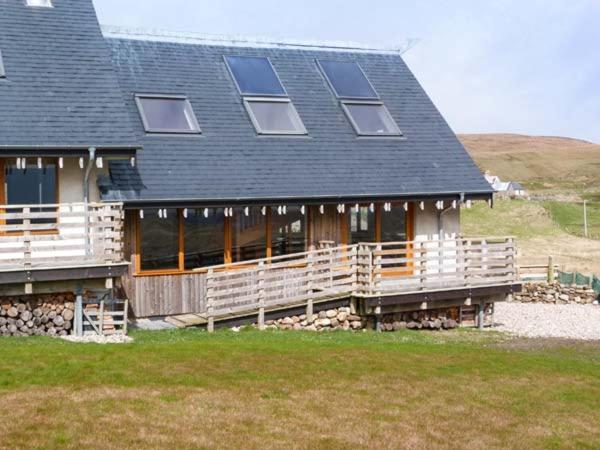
{"left": 0, "top": 0, "right": 138, "bottom": 149}
{"left": 105, "top": 37, "right": 492, "bottom": 203}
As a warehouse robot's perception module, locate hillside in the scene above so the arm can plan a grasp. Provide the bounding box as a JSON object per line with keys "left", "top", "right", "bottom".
{"left": 458, "top": 134, "right": 600, "bottom": 274}
{"left": 459, "top": 133, "right": 600, "bottom": 200}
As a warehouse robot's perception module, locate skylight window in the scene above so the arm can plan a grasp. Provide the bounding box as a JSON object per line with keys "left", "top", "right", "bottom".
{"left": 26, "top": 0, "right": 53, "bottom": 7}
{"left": 317, "top": 60, "right": 378, "bottom": 99}
{"left": 0, "top": 50, "right": 5, "bottom": 78}
{"left": 224, "top": 56, "right": 286, "bottom": 96}
{"left": 135, "top": 95, "right": 201, "bottom": 134}
{"left": 317, "top": 59, "right": 401, "bottom": 137}
{"left": 244, "top": 98, "right": 307, "bottom": 135}
{"left": 341, "top": 101, "right": 401, "bottom": 136}
{"left": 225, "top": 55, "right": 307, "bottom": 135}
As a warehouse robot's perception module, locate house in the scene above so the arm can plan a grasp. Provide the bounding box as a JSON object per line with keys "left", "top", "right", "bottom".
{"left": 0, "top": 0, "right": 520, "bottom": 335}
{"left": 484, "top": 172, "right": 527, "bottom": 198}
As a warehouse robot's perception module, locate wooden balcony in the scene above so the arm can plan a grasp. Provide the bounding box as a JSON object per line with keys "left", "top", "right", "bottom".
{"left": 0, "top": 203, "right": 128, "bottom": 288}
{"left": 128, "top": 236, "right": 521, "bottom": 324}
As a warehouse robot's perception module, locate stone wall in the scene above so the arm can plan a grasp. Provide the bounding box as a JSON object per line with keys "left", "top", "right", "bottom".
{"left": 0, "top": 293, "right": 75, "bottom": 337}
{"left": 251, "top": 306, "right": 459, "bottom": 332}
{"left": 514, "top": 282, "right": 599, "bottom": 305}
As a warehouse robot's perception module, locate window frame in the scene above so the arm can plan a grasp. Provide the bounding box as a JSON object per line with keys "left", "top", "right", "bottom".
{"left": 0, "top": 158, "right": 60, "bottom": 236}
{"left": 243, "top": 97, "right": 308, "bottom": 136}
{"left": 134, "top": 94, "right": 201, "bottom": 135}
{"left": 25, "top": 0, "right": 53, "bottom": 7}
{"left": 134, "top": 206, "right": 311, "bottom": 276}
{"left": 224, "top": 55, "right": 288, "bottom": 98}
{"left": 340, "top": 100, "right": 402, "bottom": 137}
{"left": 0, "top": 50, "right": 5, "bottom": 78}
{"left": 316, "top": 59, "right": 380, "bottom": 100}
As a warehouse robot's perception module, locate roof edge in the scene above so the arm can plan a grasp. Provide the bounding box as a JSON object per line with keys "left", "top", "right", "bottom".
{"left": 102, "top": 25, "right": 418, "bottom": 56}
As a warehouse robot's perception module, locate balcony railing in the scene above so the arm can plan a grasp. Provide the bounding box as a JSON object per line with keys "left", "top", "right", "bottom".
{"left": 199, "top": 237, "right": 517, "bottom": 326}
{"left": 0, "top": 202, "right": 124, "bottom": 271}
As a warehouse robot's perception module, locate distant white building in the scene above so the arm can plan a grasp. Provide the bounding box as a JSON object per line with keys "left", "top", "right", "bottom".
{"left": 484, "top": 172, "right": 527, "bottom": 198}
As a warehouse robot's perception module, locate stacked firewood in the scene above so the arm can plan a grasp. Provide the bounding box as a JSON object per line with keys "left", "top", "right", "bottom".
{"left": 0, "top": 294, "right": 75, "bottom": 336}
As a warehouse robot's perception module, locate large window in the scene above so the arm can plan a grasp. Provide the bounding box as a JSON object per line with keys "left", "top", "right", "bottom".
{"left": 224, "top": 55, "right": 307, "bottom": 135}
{"left": 26, "top": 0, "right": 52, "bottom": 7}
{"left": 271, "top": 206, "right": 307, "bottom": 257}
{"left": 224, "top": 56, "right": 287, "bottom": 96}
{"left": 381, "top": 205, "right": 407, "bottom": 242}
{"left": 341, "top": 102, "right": 401, "bottom": 136}
{"left": 317, "top": 59, "right": 401, "bottom": 137}
{"left": 348, "top": 205, "right": 376, "bottom": 244}
{"left": 317, "top": 60, "right": 379, "bottom": 99}
{"left": 184, "top": 208, "right": 225, "bottom": 269}
{"left": 3, "top": 159, "right": 58, "bottom": 226}
{"left": 231, "top": 207, "right": 267, "bottom": 262}
{"left": 244, "top": 98, "right": 307, "bottom": 135}
{"left": 135, "top": 95, "right": 201, "bottom": 134}
{"left": 0, "top": 50, "right": 5, "bottom": 78}
{"left": 139, "top": 209, "right": 180, "bottom": 271}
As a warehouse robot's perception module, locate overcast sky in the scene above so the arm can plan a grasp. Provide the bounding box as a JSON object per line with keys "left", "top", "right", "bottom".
{"left": 93, "top": 0, "right": 600, "bottom": 143}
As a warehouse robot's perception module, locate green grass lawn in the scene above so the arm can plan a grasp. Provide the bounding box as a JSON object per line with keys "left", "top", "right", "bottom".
{"left": 544, "top": 201, "right": 600, "bottom": 240}
{"left": 1, "top": 329, "right": 599, "bottom": 449}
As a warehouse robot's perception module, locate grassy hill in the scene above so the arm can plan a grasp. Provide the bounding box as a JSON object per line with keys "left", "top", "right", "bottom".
{"left": 459, "top": 133, "right": 600, "bottom": 200}
{"left": 458, "top": 134, "right": 600, "bottom": 273}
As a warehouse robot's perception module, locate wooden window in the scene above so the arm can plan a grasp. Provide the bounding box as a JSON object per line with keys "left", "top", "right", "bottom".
{"left": 139, "top": 209, "right": 180, "bottom": 272}
{"left": 231, "top": 207, "right": 267, "bottom": 263}
{"left": 184, "top": 208, "right": 226, "bottom": 269}
{"left": 271, "top": 206, "right": 307, "bottom": 257}
{"left": 344, "top": 202, "right": 414, "bottom": 245}
{"left": 347, "top": 205, "right": 377, "bottom": 244}
{"left": 381, "top": 204, "right": 407, "bottom": 242}
{"left": 136, "top": 206, "right": 310, "bottom": 274}
{"left": 1, "top": 158, "right": 59, "bottom": 229}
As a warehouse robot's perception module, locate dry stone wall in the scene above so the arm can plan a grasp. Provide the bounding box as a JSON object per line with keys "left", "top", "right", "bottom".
{"left": 251, "top": 307, "right": 460, "bottom": 332}
{"left": 514, "top": 282, "right": 599, "bottom": 305}
{"left": 0, "top": 293, "right": 75, "bottom": 336}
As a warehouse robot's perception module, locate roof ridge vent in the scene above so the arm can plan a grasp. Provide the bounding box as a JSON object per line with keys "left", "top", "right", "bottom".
{"left": 101, "top": 25, "right": 418, "bottom": 55}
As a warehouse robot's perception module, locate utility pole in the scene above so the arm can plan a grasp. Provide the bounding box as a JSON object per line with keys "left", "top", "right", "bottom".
{"left": 583, "top": 200, "right": 588, "bottom": 238}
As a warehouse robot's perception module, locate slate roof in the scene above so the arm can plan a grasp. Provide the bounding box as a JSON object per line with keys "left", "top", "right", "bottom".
{"left": 104, "top": 34, "right": 492, "bottom": 205}
{"left": 0, "top": 0, "right": 138, "bottom": 150}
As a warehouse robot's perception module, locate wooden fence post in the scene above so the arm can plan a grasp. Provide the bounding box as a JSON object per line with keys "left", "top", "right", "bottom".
{"left": 257, "top": 261, "right": 265, "bottom": 330}
{"left": 99, "top": 300, "right": 105, "bottom": 336}
{"left": 207, "top": 268, "right": 215, "bottom": 332}
{"left": 375, "top": 244, "right": 382, "bottom": 296}
{"left": 306, "top": 250, "right": 314, "bottom": 320}
{"left": 547, "top": 255, "right": 554, "bottom": 283}
{"left": 75, "top": 294, "right": 83, "bottom": 337}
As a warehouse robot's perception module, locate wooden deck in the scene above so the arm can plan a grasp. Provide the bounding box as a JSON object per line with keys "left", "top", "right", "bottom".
{"left": 0, "top": 202, "right": 125, "bottom": 288}
{"left": 134, "top": 237, "right": 519, "bottom": 328}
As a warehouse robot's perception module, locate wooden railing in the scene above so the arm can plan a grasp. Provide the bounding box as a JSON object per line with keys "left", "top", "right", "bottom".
{"left": 201, "top": 237, "right": 517, "bottom": 327}
{"left": 0, "top": 202, "right": 124, "bottom": 270}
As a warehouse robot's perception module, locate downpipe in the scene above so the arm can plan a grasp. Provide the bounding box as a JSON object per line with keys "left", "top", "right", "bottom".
{"left": 83, "top": 147, "right": 96, "bottom": 257}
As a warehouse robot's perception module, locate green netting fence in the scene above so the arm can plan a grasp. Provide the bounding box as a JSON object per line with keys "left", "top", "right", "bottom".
{"left": 558, "top": 271, "right": 600, "bottom": 293}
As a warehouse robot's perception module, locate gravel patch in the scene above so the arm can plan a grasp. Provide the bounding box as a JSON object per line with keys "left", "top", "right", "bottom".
{"left": 60, "top": 334, "right": 133, "bottom": 344}
{"left": 494, "top": 302, "right": 600, "bottom": 340}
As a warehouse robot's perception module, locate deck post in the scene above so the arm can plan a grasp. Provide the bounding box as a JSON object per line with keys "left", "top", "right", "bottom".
{"left": 547, "top": 255, "right": 554, "bottom": 283}
{"left": 207, "top": 268, "right": 215, "bottom": 332}
{"left": 478, "top": 300, "right": 485, "bottom": 330}
{"left": 99, "top": 300, "right": 105, "bottom": 336}
{"left": 306, "top": 299, "right": 314, "bottom": 322}
{"left": 374, "top": 305, "right": 382, "bottom": 332}
{"left": 23, "top": 207, "right": 32, "bottom": 272}
{"left": 75, "top": 294, "right": 83, "bottom": 337}
{"left": 257, "top": 261, "right": 265, "bottom": 330}
{"left": 375, "top": 244, "right": 382, "bottom": 296}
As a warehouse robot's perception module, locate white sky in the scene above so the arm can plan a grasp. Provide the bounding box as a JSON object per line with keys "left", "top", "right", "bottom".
{"left": 93, "top": 0, "right": 600, "bottom": 143}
